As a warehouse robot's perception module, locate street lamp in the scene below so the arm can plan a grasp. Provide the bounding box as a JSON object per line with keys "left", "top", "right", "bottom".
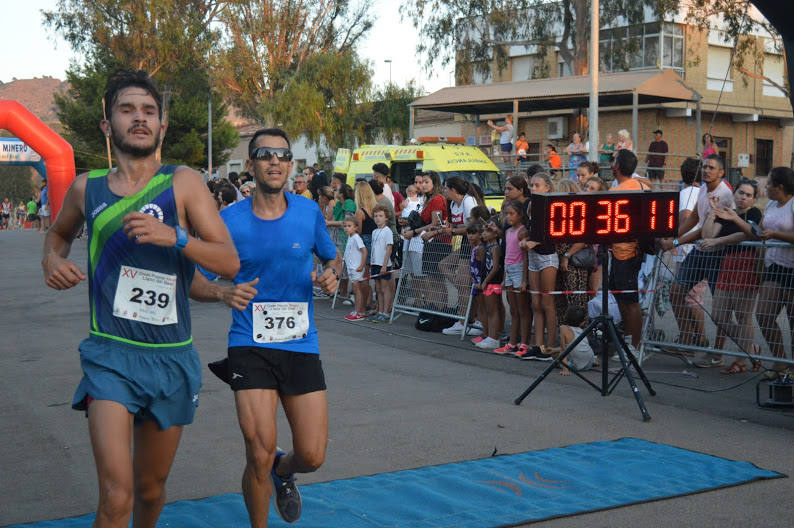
{"left": 384, "top": 59, "right": 392, "bottom": 85}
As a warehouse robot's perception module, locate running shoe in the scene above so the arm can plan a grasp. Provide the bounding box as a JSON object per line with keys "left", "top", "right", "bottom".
{"left": 271, "top": 449, "right": 301, "bottom": 523}
{"left": 442, "top": 321, "right": 466, "bottom": 335}
{"left": 344, "top": 312, "right": 365, "bottom": 321}
{"left": 370, "top": 313, "right": 389, "bottom": 323}
{"left": 522, "top": 346, "right": 554, "bottom": 361}
{"left": 312, "top": 287, "right": 329, "bottom": 299}
{"left": 512, "top": 343, "right": 530, "bottom": 358}
{"left": 493, "top": 343, "right": 518, "bottom": 355}
{"left": 471, "top": 336, "right": 485, "bottom": 345}
{"left": 464, "top": 326, "right": 484, "bottom": 336}
{"left": 475, "top": 336, "right": 500, "bottom": 349}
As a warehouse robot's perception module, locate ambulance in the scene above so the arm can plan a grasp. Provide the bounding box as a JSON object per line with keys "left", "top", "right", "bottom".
{"left": 333, "top": 137, "right": 505, "bottom": 210}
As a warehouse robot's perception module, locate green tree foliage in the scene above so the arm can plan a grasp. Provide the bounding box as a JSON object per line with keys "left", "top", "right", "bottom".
{"left": 53, "top": 59, "right": 111, "bottom": 171}
{"left": 682, "top": 0, "right": 789, "bottom": 98}
{"left": 45, "top": 0, "right": 382, "bottom": 158}
{"left": 365, "top": 82, "right": 424, "bottom": 144}
{"left": 43, "top": 2, "right": 238, "bottom": 170}
{"left": 43, "top": 0, "right": 226, "bottom": 77}
{"left": 54, "top": 55, "right": 238, "bottom": 170}
{"left": 0, "top": 166, "right": 35, "bottom": 205}
{"left": 403, "top": 1, "right": 782, "bottom": 87}
{"left": 218, "top": 0, "right": 373, "bottom": 122}
{"left": 263, "top": 51, "right": 372, "bottom": 153}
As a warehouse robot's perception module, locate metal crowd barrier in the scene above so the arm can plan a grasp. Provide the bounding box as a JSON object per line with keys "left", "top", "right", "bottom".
{"left": 327, "top": 224, "right": 350, "bottom": 309}
{"left": 641, "top": 240, "right": 794, "bottom": 372}
{"left": 390, "top": 233, "right": 475, "bottom": 340}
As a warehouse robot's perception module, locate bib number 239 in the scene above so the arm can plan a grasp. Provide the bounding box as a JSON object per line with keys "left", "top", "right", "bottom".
{"left": 252, "top": 302, "right": 309, "bottom": 343}
{"left": 113, "top": 266, "right": 178, "bottom": 326}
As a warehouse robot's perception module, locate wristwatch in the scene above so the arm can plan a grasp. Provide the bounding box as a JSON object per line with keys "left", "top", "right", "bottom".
{"left": 672, "top": 238, "right": 679, "bottom": 248}
{"left": 563, "top": 251, "right": 570, "bottom": 258}
{"left": 173, "top": 225, "right": 189, "bottom": 250}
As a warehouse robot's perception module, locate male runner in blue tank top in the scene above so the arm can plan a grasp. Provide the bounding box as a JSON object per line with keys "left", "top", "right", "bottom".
{"left": 41, "top": 70, "right": 239, "bottom": 528}
{"left": 190, "top": 127, "right": 340, "bottom": 526}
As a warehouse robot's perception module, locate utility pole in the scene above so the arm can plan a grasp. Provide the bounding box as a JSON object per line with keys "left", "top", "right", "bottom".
{"left": 207, "top": 92, "right": 213, "bottom": 178}
{"left": 588, "top": 0, "right": 599, "bottom": 162}
{"left": 384, "top": 59, "right": 392, "bottom": 85}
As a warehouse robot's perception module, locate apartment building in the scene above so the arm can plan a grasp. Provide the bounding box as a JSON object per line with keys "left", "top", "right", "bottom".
{"left": 411, "top": 8, "right": 792, "bottom": 178}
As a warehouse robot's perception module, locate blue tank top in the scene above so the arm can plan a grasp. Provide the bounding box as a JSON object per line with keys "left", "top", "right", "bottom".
{"left": 84, "top": 166, "right": 195, "bottom": 349}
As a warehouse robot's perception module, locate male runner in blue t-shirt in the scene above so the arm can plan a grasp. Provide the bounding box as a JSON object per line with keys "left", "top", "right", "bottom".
{"left": 191, "top": 127, "right": 340, "bottom": 526}
{"left": 42, "top": 70, "right": 239, "bottom": 527}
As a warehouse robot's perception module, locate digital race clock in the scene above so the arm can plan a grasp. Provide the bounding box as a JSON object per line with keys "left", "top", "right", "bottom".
{"left": 529, "top": 191, "right": 679, "bottom": 244}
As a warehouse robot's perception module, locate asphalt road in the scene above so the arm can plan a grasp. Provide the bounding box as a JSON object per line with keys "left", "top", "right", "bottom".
{"left": 1, "top": 229, "right": 792, "bottom": 527}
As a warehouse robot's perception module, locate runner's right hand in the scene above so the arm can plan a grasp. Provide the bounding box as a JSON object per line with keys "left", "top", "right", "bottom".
{"left": 220, "top": 277, "right": 259, "bottom": 310}
{"left": 42, "top": 254, "right": 86, "bottom": 290}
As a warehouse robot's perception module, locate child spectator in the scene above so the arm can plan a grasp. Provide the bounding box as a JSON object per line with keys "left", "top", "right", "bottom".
{"left": 584, "top": 176, "right": 608, "bottom": 193}
{"left": 521, "top": 173, "right": 557, "bottom": 360}
{"left": 469, "top": 205, "right": 491, "bottom": 224}
{"left": 369, "top": 204, "right": 394, "bottom": 323}
{"left": 399, "top": 185, "right": 425, "bottom": 305}
{"left": 467, "top": 223, "right": 487, "bottom": 346}
{"left": 557, "top": 306, "right": 594, "bottom": 376}
{"left": 494, "top": 200, "right": 532, "bottom": 357}
{"left": 343, "top": 217, "right": 367, "bottom": 321}
{"left": 576, "top": 161, "right": 599, "bottom": 189}
{"left": 477, "top": 222, "right": 505, "bottom": 350}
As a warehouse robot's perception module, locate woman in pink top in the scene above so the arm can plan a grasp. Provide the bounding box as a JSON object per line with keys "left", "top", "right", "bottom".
{"left": 702, "top": 133, "right": 719, "bottom": 159}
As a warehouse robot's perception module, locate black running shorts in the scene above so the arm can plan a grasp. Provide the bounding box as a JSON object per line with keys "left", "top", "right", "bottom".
{"left": 227, "top": 347, "right": 326, "bottom": 394}
{"left": 608, "top": 255, "right": 642, "bottom": 304}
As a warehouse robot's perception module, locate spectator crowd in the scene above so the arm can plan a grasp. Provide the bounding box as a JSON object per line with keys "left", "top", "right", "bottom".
{"left": 203, "top": 144, "right": 794, "bottom": 382}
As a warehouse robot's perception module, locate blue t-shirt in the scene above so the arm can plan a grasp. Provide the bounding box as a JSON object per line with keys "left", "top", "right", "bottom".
{"left": 41, "top": 186, "right": 48, "bottom": 206}
{"left": 221, "top": 193, "right": 337, "bottom": 354}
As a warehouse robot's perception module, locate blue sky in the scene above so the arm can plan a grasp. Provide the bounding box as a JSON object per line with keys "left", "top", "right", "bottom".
{"left": 0, "top": 0, "right": 453, "bottom": 94}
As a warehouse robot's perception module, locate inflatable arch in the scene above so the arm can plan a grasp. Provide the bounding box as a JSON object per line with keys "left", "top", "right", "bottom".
{"left": 0, "top": 100, "right": 75, "bottom": 220}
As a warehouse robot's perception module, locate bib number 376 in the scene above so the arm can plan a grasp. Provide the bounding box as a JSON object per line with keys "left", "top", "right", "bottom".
{"left": 252, "top": 302, "right": 309, "bottom": 343}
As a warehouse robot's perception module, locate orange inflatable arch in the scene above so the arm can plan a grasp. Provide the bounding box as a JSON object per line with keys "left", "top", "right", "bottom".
{"left": 0, "top": 100, "right": 75, "bottom": 220}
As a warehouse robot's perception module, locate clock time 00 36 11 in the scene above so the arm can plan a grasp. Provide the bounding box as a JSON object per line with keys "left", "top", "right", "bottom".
{"left": 528, "top": 191, "right": 679, "bottom": 244}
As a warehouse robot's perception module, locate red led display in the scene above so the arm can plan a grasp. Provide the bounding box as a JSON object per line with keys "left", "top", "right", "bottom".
{"left": 530, "top": 191, "right": 679, "bottom": 243}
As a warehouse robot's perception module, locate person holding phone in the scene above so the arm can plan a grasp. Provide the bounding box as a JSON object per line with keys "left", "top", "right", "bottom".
{"left": 700, "top": 179, "right": 762, "bottom": 374}
{"left": 402, "top": 171, "right": 448, "bottom": 307}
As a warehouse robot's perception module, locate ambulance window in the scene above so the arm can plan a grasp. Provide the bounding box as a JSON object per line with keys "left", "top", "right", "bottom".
{"left": 443, "top": 171, "right": 504, "bottom": 196}
{"left": 391, "top": 162, "right": 420, "bottom": 194}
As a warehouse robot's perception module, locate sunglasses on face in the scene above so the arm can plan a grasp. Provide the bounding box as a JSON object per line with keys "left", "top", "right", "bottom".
{"left": 250, "top": 146, "right": 293, "bottom": 162}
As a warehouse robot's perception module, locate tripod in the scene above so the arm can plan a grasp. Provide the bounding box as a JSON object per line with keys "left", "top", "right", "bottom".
{"left": 514, "top": 245, "right": 655, "bottom": 422}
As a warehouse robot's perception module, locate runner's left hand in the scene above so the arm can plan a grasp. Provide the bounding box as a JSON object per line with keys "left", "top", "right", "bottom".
{"left": 220, "top": 277, "right": 259, "bottom": 310}
{"left": 312, "top": 267, "right": 338, "bottom": 294}
{"left": 122, "top": 212, "right": 179, "bottom": 247}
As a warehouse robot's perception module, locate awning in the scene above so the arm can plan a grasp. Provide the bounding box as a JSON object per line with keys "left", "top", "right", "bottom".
{"left": 411, "top": 69, "right": 699, "bottom": 115}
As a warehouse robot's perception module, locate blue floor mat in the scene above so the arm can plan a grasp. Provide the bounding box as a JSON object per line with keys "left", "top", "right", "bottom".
{"left": 10, "top": 438, "right": 783, "bottom": 528}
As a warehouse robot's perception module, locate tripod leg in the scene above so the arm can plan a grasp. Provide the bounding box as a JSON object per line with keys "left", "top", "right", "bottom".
{"left": 606, "top": 321, "right": 652, "bottom": 422}
{"left": 514, "top": 320, "right": 600, "bottom": 405}
{"left": 622, "top": 341, "right": 656, "bottom": 396}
